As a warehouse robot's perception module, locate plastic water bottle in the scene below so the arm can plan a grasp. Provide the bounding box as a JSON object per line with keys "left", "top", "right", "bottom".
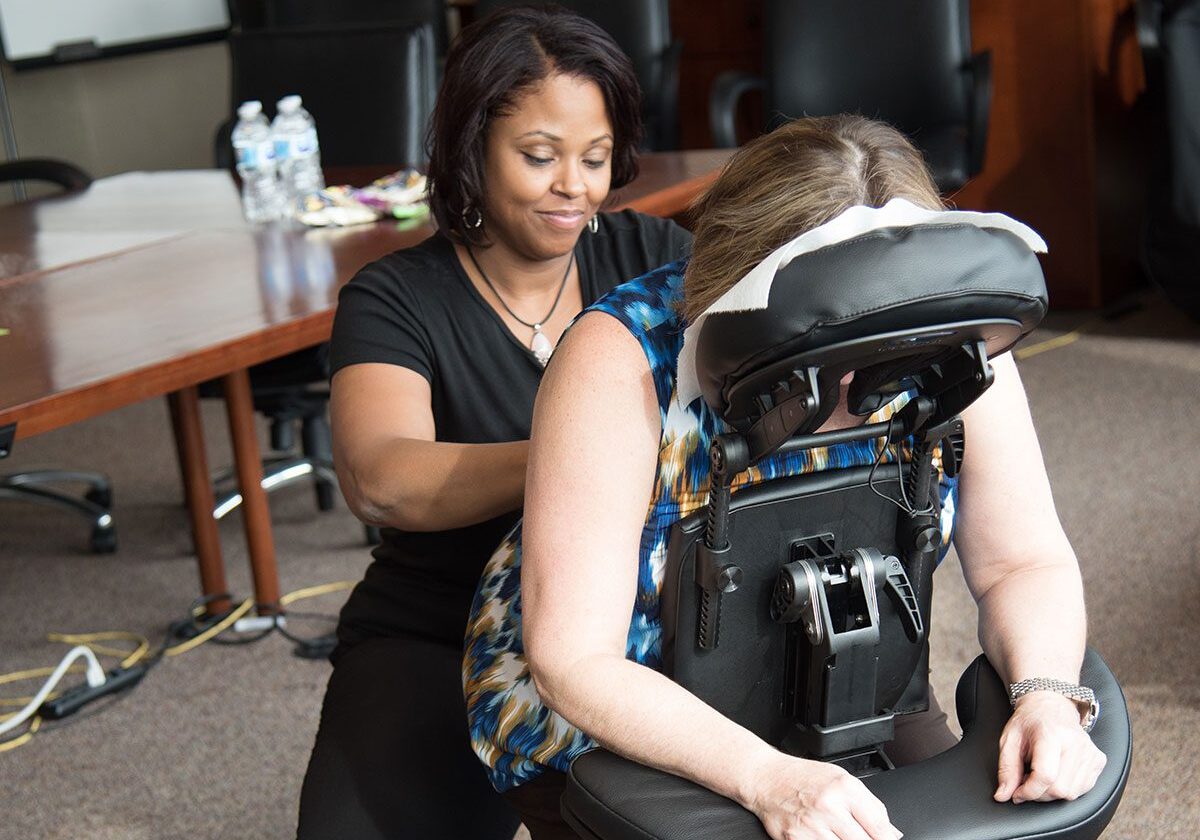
{"left": 231, "top": 100, "right": 281, "bottom": 224}
{"left": 272, "top": 94, "right": 325, "bottom": 217}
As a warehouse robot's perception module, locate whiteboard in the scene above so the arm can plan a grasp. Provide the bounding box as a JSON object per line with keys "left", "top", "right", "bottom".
{"left": 0, "top": 0, "right": 229, "bottom": 64}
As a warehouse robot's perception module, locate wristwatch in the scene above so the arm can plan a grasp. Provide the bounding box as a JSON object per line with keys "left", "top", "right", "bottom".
{"left": 1008, "top": 677, "right": 1100, "bottom": 732}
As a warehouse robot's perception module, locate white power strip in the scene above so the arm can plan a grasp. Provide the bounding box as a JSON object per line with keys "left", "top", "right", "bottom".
{"left": 233, "top": 615, "right": 285, "bottom": 633}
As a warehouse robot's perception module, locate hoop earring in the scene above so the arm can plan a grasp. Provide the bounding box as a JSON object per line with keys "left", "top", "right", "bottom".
{"left": 587, "top": 215, "right": 598, "bottom": 234}
{"left": 462, "top": 206, "right": 483, "bottom": 230}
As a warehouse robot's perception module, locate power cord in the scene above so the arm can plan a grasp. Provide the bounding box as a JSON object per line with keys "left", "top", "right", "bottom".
{"left": 275, "top": 580, "right": 354, "bottom": 659}
{"left": 0, "top": 580, "right": 356, "bottom": 751}
{"left": 0, "top": 646, "right": 106, "bottom": 744}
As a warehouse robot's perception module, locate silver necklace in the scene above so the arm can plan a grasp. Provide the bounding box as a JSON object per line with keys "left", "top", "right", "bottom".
{"left": 466, "top": 247, "right": 574, "bottom": 367}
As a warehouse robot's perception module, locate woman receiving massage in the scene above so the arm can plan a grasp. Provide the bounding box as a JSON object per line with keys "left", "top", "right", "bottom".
{"left": 464, "top": 115, "right": 1107, "bottom": 840}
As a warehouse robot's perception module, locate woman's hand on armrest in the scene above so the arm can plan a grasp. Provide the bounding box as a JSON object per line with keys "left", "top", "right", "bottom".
{"left": 749, "top": 753, "right": 903, "bottom": 840}
{"left": 520, "top": 313, "right": 900, "bottom": 840}
{"left": 995, "top": 692, "right": 1106, "bottom": 804}
{"left": 330, "top": 363, "right": 528, "bottom": 531}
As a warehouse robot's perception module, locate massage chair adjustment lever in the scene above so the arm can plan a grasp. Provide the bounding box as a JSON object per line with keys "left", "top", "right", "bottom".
{"left": 771, "top": 549, "right": 922, "bottom": 644}
{"left": 875, "top": 555, "right": 924, "bottom": 643}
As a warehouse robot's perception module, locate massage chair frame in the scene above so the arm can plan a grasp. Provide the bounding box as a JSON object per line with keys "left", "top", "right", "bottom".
{"left": 559, "top": 218, "right": 1132, "bottom": 840}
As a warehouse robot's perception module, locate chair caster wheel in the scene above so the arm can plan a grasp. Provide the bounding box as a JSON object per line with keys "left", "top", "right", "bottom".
{"left": 90, "top": 526, "right": 117, "bottom": 554}
{"left": 364, "top": 525, "right": 382, "bottom": 546}
{"left": 85, "top": 487, "right": 113, "bottom": 509}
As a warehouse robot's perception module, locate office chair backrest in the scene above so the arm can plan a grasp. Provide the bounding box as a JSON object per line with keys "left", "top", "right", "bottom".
{"left": 227, "top": 22, "right": 436, "bottom": 167}
{"left": 765, "top": 0, "right": 971, "bottom": 134}
{"left": 754, "top": 0, "right": 985, "bottom": 190}
{"left": 255, "top": 0, "right": 450, "bottom": 54}
{"left": 475, "top": 0, "right": 681, "bottom": 149}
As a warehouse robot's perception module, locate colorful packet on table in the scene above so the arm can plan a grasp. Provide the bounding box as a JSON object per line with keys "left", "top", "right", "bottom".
{"left": 297, "top": 169, "right": 429, "bottom": 227}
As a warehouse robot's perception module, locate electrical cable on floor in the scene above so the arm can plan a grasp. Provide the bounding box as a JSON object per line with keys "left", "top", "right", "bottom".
{"left": 275, "top": 579, "right": 355, "bottom": 659}
{"left": 0, "top": 645, "right": 106, "bottom": 740}
{"left": 0, "top": 580, "right": 357, "bottom": 751}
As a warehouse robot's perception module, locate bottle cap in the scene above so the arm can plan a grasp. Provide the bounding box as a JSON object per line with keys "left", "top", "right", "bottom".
{"left": 237, "top": 100, "right": 263, "bottom": 120}
{"left": 277, "top": 95, "right": 302, "bottom": 113}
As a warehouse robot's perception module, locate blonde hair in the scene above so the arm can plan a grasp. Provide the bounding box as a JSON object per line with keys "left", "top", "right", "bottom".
{"left": 683, "top": 115, "right": 944, "bottom": 324}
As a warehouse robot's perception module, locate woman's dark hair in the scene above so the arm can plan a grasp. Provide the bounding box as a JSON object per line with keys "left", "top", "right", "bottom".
{"left": 426, "top": 4, "right": 643, "bottom": 245}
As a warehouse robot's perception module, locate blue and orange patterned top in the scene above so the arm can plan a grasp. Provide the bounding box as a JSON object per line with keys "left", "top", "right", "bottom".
{"left": 462, "top": 262, "right": 959, "bottom": 792}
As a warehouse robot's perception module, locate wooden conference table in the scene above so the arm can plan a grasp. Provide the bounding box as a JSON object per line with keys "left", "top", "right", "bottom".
{"left": 0, "top": 150, "right": 731, "bottom": 613}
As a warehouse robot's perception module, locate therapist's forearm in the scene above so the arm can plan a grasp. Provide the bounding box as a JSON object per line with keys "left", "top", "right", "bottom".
{"left": 337, "top": 437, "right": 529, "bottom": 531}
{"left": 975, "top": 560, "right": 1087, "bottom": 686}
{"left": 533, "top": 652, "right": 774, "bottom": 809}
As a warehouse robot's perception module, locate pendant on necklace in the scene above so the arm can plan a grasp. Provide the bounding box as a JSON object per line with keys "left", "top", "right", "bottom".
{"left": 530, "top": 325, "right": 553, "bottom": 367}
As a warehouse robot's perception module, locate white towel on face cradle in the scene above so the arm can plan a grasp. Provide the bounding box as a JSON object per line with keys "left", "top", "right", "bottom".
{"left": 674, "top": 198, "right": 1049, "bottom": 411}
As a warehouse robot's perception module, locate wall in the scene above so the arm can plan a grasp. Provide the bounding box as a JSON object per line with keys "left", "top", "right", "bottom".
{"left": 1, "top": 40, "right": 229, "bottom": 201}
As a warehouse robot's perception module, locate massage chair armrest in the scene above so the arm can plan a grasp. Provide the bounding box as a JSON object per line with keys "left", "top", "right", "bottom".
{"left": 562, "top": 648, "right": 1130, "bottom": 840}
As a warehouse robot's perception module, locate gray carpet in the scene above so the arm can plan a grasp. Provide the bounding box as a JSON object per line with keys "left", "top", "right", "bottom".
{"left": 1, "top": 289, "right": 1197, "bottom": 839}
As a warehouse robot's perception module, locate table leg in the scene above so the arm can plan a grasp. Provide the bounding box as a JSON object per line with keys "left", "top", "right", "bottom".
{"left": 221, "top": 368, "right": 281, "bottom": 613}
{"left": 167, "top": 393, "right": 195, "bottom": 517}
{"left": 167, "top": 387, "right": 230, "bottom": 615}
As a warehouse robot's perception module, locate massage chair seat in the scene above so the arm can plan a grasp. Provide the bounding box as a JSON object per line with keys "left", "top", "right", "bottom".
{"left": 560, "top": 212, "right": 1132, "bottom": 839}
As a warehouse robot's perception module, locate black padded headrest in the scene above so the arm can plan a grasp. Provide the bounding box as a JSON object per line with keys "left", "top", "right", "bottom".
{"left": 693, "top": 223, "right": 1048, "bottom": 433}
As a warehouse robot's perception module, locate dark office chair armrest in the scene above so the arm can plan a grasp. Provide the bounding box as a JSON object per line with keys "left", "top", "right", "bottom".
{"left": 653, "top": 38, "right": 684, "bottom": 151}
{"left": 0, "top": 158, "right": 93, "bottom": 192}
{"left": 967, "top": 49, "right": 992, "bottom": 179}
{"left": 562, "top": 648, "right": 1130, "bottom": 840}
{"left": 708, "top": 71, "right": 765, "bottom": 148}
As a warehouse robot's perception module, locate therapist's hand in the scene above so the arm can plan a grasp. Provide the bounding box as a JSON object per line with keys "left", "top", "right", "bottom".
{"left": 747, "top": 753, "right": 903, "bottom": 840}
{"left": 994, "top": 692, "right": 1107, "bottom": 804}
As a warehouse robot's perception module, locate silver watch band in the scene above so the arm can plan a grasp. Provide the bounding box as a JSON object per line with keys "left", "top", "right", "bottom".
{"left": 1008, "top": 677, "right": 1100, "bottom": 732}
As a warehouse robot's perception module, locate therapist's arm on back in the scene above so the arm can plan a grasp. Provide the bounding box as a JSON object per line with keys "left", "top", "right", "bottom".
{"left": 520, "top": 311, "right": 903, "bottom": 840}
{"left": 331, "top": 363, "right": 528, "bottom": 532}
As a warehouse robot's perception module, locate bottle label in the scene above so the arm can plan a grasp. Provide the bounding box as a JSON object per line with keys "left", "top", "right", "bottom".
{"left": 235, "top": 141, "right": 258, "bottom": 169}
{"left": 235, "top": 139, "right": 275, "bottom": 170}
{"left": 292, "top": 128, "right": 319, "bottom": 159}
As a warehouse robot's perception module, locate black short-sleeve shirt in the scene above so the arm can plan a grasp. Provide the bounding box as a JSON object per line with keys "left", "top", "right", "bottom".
{"left": 330, "top": 209, "right": 692, "bottom": 652}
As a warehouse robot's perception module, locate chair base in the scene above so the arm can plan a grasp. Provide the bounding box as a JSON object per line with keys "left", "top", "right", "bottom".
{"left": 212, "top": 456, "right": 338, "bottom": 519}
{"left": 211, "top": 457, "right": 377, "bottom": 546}
{"left": 1, "top": 470, "right": 117, "bottom": 553}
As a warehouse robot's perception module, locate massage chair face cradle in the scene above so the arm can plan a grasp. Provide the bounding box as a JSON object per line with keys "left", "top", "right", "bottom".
{"left": 560, "top": 219, "right": 1131, "bottom": 840}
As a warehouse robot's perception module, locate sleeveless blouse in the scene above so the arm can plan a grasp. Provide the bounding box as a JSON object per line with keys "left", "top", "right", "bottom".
{"left": 463, "top": 261, "right": 959, "bottom": 792}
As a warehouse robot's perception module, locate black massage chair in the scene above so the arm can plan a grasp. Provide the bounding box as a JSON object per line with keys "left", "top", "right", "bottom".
{"left": 560, "top": 222, "right": 1132, "bottom": 838}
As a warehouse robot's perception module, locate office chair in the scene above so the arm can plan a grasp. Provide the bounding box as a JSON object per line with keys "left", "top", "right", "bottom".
{"left": 1137, "top": 0, "right": 1200, "bottom": 319}
{"left": 251, "top": 0, "right": 451, "bottom": 55}
{"left": 0, "top": 158, "right": 116, "bottom": 553}
{"left": 559, "top": 219, "right": 1131, "bottom": 838}
{"left": 475, "top": 0, "right": 682, "bottom": 150}
{"left": 206, "top": 22, "right": 435, "bottom": 531}
{"left": 709, "top": 0, "right": 992, "bottom": 192}
{"left": 219, "top": 22, "right": 437, "bottom": 169}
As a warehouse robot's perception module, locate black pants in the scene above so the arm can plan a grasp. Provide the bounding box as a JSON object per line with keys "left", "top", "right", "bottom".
{"left": 503, "top": 688, "right": 958, "bottom": 840}
{"left": 297, "top": 636, "right": 521, "bottom": 840}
